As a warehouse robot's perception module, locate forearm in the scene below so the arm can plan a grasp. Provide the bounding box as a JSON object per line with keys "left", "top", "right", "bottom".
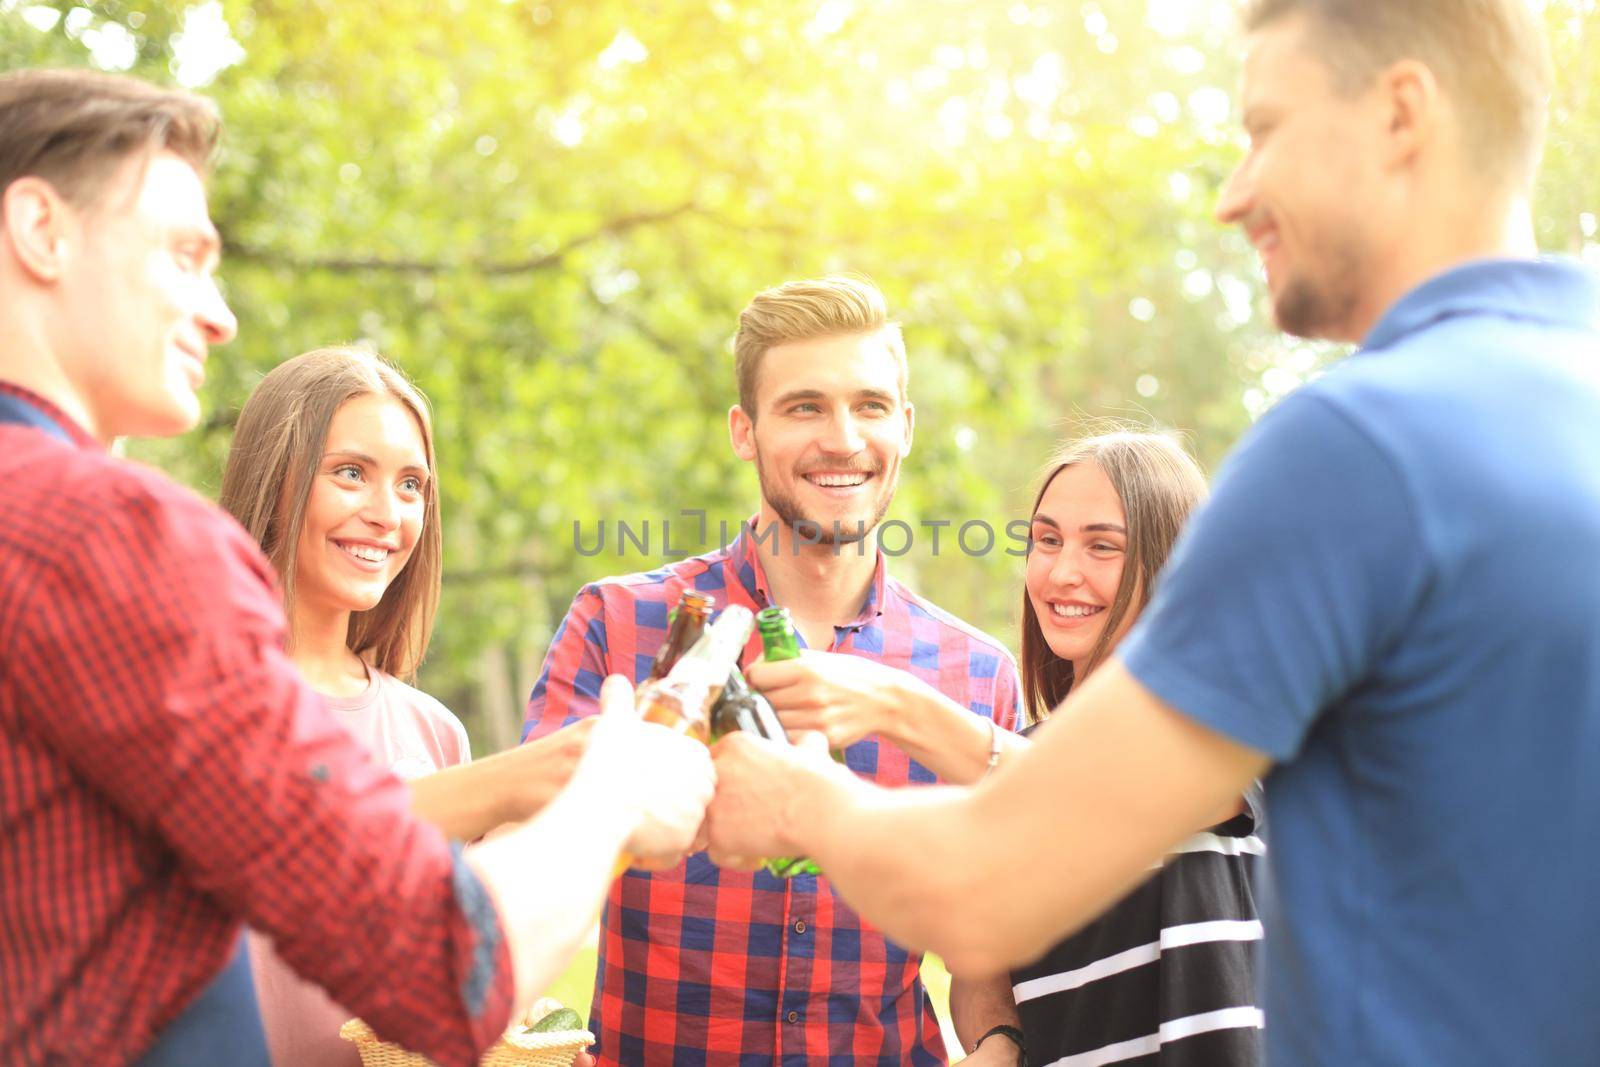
{"left": 797, "top": 772, "right": 1020, "bottom": 972}
{"left": 881, "top": 677, "right": 1029, "bottom": 785}
{"left": 795, "top": 664, "right": 1265, "bottom": 974}
{"left": 466, "top": 763, "right": 633, "bottom": 1013}
{"left": 411, "top": 732, "right": 586, "bottom": 842}
{"left": 410, "top": 760, "right": 517, "bottom": 842}
{"left": 950, "top": 973, "right": 1023, "bottom": 1065}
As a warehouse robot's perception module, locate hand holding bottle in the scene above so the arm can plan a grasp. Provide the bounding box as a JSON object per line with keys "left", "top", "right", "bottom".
{"left": 611, "top": 605, "right": 752, "bottom": 875}
{"left": 705, "top": 729, "right": 850, "bottom": 869}
{"left": 583, "top": 675, "right": 716, "bottom": 866}
{"left": 746, "top": 649, "right": 923, "bottom": 752}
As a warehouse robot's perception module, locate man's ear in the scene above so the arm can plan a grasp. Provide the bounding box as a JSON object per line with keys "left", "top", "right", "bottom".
{"left": 1376, "top": 57, "right": 1440, "bottom": 173}
{"left": 2, "top": 177, "right": 76, "bottom": 284}
{"left": 729, "top": 404, "right": 757, "bottom": 462}
{"left": 899, "top": 402, "right": 915, "bottom": 458}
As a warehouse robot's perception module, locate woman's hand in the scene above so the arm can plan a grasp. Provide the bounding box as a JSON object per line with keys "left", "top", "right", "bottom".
{"left": 509, "top": 717, "right": 597, "bottom": 819}
{"left": 746, "top": 650, "right": 916, "bottom": 751}
{"left": 749, "top": 651, "right": 1023, "bottom": 785}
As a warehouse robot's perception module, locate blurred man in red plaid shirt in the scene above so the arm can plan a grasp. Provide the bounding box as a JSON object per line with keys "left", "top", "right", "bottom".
{"left": 523, "top": 275, "right": 1023, "bottom": 1064}
{"left": 0, "top": 68, "right": 714, "bottom": 1067}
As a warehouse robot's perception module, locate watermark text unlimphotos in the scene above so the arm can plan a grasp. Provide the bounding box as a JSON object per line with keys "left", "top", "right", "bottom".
{"left": 572, "top": 511, "right": 1033, "bottom": 559}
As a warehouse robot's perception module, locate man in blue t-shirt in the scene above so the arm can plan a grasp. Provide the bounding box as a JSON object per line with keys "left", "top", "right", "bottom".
{"left": 701, "top": 3, "right": 1600, "bottom": 1065}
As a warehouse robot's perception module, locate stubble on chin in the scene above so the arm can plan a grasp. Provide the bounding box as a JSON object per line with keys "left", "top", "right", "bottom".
{"left": 1272, "top": 230, "right": 1365, "bottom": 341}
{"left": 756, "top": 469, "right": 895, "bottom": 548}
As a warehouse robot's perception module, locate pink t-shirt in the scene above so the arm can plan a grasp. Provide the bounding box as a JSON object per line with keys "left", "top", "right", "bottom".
{"left": 248, "top": 667, "right": 471, "bottom": 1067}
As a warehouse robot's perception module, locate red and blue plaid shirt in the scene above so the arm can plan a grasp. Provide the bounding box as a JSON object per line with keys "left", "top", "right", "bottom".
{"left": 0, "top": 383, "right": 513, "bottom": 1066}
{"left": 523, "top": 522, "right": 1021, "bottom": 1065}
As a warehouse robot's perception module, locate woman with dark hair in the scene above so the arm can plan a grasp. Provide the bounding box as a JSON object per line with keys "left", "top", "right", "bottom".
{"left": 748, "top": 430, "right": 1262, "bottom": 1067}
{"left": 219, "top": 347, "right": 597, "bottom": 1067}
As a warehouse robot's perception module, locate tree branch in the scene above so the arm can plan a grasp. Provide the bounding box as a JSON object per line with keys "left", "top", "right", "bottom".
{"left": 225, "top": 200, "right": 700, "bottom": 276}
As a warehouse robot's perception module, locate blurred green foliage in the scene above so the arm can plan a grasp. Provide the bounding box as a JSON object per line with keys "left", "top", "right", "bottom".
{"left": 4, "top": 0, "right": 1596, "bottom": 748}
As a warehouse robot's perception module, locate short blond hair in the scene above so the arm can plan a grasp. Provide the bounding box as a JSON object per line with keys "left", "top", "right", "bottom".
{"left": 733, "top": 275, "right": 908, "bottom": 417}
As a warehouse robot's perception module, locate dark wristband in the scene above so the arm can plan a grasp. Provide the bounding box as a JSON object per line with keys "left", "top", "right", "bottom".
{"left": 971, "top": 1023, "right": 1027, "bottom": 1063}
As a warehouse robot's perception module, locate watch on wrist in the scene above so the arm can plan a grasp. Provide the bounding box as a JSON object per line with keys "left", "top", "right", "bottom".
{"left": 969, "top": 1023, "right": 1027, "bottom": 1063}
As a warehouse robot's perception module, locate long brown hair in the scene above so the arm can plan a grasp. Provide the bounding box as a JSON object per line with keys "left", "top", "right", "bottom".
{"left": 1019, "top": 431, "right": 1207, "bottom": 724}
{"left": 218, "top": 347, "right": 442, "bottom": 680}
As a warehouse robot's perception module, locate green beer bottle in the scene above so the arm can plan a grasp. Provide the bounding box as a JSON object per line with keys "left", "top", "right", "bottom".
{"left": 757, "top": 606, "right": 848, "bottom": 767}
{"left": 750, "top": 607, "right": 827, "bottom": 877}
{"left": 757, "top": 605, "right": 802, "bottom": 662}
{"left": 709, "top": 668, "right": 785, "bottom": 742}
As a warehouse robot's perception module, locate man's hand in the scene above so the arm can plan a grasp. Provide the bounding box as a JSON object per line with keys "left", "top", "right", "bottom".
{"left": 746, "top": 650, "right": 913, "bottom": 750}
{"left": 582, "top": 675, "right": 716, "bottom": 863}
{"left": 705, "top": 730, "right": 844, "bottom": 866}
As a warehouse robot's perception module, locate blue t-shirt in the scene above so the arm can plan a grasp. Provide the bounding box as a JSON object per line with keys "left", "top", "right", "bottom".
{"left": 1120, "top": 259, "right": 1600, "bottom": 1066}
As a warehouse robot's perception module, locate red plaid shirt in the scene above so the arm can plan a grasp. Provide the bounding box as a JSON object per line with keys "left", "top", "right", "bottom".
{"left": 0, "top": 383, "right": 513, "bottom": 1066}
{"left": 523, "top": 523, "right": 1021, "bottom": 1065}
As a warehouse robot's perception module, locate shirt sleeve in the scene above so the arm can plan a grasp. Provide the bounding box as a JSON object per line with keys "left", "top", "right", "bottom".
{"left": 522, "top": 584, "right": 610, "bottom": 741}
{"left": 992, "top": 653, "right": 1024, "bottom": 733}
{"left": 11, "top": 477, "right": 513, "bottom": 1067}
{"left": 1118, "top": 390, "right": 1432, "bottom": 762}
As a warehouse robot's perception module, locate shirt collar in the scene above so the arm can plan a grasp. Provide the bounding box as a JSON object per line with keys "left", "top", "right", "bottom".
{"left": 1362, "top": 257, "right": 1600, "bottom": 353}
{"left": 728, "top": 516, "right": 890, "bottom": 629}
{"left": 0, "top": 381, "right": 100, "bottom": 450}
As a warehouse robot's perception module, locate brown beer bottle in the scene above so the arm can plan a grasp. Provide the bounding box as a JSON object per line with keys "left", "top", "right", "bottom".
{"left": 613, "top": 605, "right": 753, "bottom": 879}
{"left": 635, "top": 604, "right": 753, "bottom": 743}
{"left": 649, "top": 590, "right": 715, "bottom": 681}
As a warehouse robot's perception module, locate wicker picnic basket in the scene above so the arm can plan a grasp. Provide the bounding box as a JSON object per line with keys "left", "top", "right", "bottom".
{"left": 339, "top": 1018, "right": 594, "bottom": 1067}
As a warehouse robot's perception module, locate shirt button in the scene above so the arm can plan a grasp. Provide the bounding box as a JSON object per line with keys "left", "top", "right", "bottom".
{"left": 787, "top": 1011, "right": 799, "bottom": 1023}
{"left": 794, "top": 920, "right": 807, "bottom": 934}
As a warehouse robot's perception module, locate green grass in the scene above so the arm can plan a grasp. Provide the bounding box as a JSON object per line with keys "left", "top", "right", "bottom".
{"left": 546, "top": 943, "right": 598, "bottom": 1020}
{"left": 545, "top": 941, "right": 964, "bottom": 1059}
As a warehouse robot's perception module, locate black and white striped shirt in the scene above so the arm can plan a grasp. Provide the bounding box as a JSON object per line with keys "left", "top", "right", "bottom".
{"left": 1010, "top": 789, "right": 1265, "bottom": 1067}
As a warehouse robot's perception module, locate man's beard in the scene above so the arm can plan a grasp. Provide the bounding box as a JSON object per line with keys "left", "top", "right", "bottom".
{"left": 1272, "top": 233, "right": 1363, "bottom": 341}
{"left": 755, "top": 449, "right": 894, "bottom": 547}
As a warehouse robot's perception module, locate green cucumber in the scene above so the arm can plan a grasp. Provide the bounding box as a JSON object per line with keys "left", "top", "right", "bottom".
{"left": 529, "top": 1008, "right": 584, "bottom": 1033}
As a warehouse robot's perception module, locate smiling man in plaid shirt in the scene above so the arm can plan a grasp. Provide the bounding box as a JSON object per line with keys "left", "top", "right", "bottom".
{"left": 523, "top": 276, "right": 1022, "bottom": 1065}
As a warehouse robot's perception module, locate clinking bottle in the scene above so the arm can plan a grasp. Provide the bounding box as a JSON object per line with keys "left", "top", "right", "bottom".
{"left": 742, "top": 606, "right": 829, "bottom": 878}
{"left": 757, "top": 606, "right": 848, "bottom": 767}
{"left": 708, "top": 667, "right": 822, "bottom": 880}
{"left": 648, "top": 590, "right": 715, "bottom": 681}
{"left": 613, "top": 605, "right": 753, "bottom": 878}
{"left": 636, "top": 604, "right": 753, "bottom": 741}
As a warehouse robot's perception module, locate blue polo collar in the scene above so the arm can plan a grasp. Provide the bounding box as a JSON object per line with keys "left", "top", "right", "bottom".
{"left": 1363, "top": 257, "right": 1600, "bottom": 353}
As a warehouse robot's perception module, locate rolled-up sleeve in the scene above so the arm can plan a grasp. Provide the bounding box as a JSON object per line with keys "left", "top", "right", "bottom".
{"left": 522, "top": 584, "right": 610, "bottom": 741}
